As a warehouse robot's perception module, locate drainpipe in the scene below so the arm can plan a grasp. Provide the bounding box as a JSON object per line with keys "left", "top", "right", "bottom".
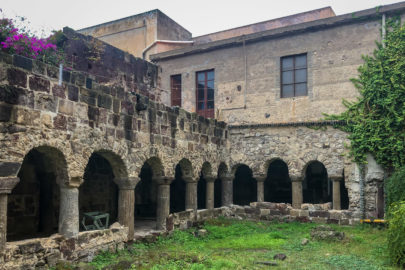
{"left": 243, "top": 36, "right": 247, "bottom": 109}
{"left": 381, "top": 14, "right": 386, "bottom": 48}
{"left": 359, "top": 164, "right": 365, "bottom": 219}
{"left": 58, "top": 63, "right": 63, "bottom": 86}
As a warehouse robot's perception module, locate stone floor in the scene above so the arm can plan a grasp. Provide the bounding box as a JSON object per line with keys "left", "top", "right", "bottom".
{"left": 134, "top": 219, "right": 161, "bottom": 237}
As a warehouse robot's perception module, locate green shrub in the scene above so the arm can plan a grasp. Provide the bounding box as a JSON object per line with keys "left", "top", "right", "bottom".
{"left": 387, "top": 201, "right": 405, "bottom": 267}
{"left": 385, "top": 166, "right": 405, "bottom": 210}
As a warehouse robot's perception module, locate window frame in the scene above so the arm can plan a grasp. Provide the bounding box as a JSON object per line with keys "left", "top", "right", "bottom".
{"left": 195, "top": 69, "right": 215, "bottom": 118}
{"left": 170, "top": 74, "right": 182, "bottom": 107}
{"left": 280, "top": 53, "right": 308, "bottom": 98}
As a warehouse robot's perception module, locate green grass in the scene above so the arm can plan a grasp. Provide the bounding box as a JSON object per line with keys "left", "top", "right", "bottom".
{"left": 55, "top": 218, "right": 399, "bottom": 270}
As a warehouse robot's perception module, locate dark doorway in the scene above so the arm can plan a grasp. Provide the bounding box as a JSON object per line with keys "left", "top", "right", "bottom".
{"left": 7, "top": 149, "right": 60, "bottom": 241}
{"left": 233, "top": 165, "right": 257, "bottom": 206}
{"left": 341, "top": 180, "right": 350, "bottom": 210}
{"left": 79, "top": 153, "right": 119, "bottom": 231}
{"left": 214, "top": 178, "right": 222, "bottom": 208}
{"left": 264, "top": 160, "right": 292, "bottom": 203}
{"left": 197, "top": 175, "right": 206, "bottom": 209}
{"left": 170, "top": 164, "right": 186, "bottom": 213}
{"left": 135, "top": 163, "right": 157, "bottom": 220}
{"left": 303, "top": 161, "right": 331, "bottom": 204}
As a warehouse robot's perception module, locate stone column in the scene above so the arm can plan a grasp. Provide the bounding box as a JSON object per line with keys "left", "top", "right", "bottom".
{"left": 331, "top": 176, "right": 342, "bottom": 210}
{"left": 221, "top": 175, "right": 233, "bottom": 206}
{"left": 184, "top": 177, "right": 197, "bottom": 210}
{"left": 205, "top": 177, "right": 215, "bottom": 210}
{"left": 254, "top": 175, "right": 266, "bottom": 202}
{"left": 291, "top": 175, "right": 303, "bottom": 209}
{"left": 0, "top": 177, "right": 20, "bottom": 252}
{"left": 114, "top": 177, "right": 139, "bottom": 241}
{"left": 154, "top": 177, "right": 173, "bottom": 230}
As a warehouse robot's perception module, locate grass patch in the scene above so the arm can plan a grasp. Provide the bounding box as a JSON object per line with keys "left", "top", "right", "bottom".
{"left": 59, "top": 219, "right": 399, "bottom": 270}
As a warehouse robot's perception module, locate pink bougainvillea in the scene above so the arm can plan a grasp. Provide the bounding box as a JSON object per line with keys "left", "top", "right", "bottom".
{"left": 0, "top": 14, "right": 58, "bottom": 59}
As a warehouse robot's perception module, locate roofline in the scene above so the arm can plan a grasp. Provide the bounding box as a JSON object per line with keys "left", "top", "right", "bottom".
{"left": 151, "top": 2, "right": 405, "bottom": 61}
{"left": 77, "top": 9, "right": 161, "bottom": 32}
{"left": 192, "top": 6, "right": 335, "bottom": 40}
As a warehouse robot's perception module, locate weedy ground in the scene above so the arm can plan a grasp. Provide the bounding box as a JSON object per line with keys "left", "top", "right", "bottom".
{"left": 54, "top": 218, "right": 397, "bottom": 270}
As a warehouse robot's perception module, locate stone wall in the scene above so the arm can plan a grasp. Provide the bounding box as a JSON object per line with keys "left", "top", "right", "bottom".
{"left": 152, "top": 7, "right": 405, "bottom": 125}
{"left": 166, "top": 202, "right": 361, "bottom": 232}
{"left": 1, "top": 225, "right": 128, "bottom": 270}
{"left": 0, "top": 52, "right": 229, "bottom": 181}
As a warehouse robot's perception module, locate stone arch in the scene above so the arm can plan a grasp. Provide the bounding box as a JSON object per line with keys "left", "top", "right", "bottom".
{"left": 8, "top": 145, "right": 68, "bottom": 241}
{"left": 215, "top": 162, "right": 228, "bottom": 207}
{"left": 218, "top": 162, "right": 229, "bottom": 178}
{"left": 79, "top": 150, "right": 126, "bottom": 231}
{"left": 135, "top": 157, "right": 163, "bottom": 230}
{"left": 232, "top": 164, "right": 257, "bottom": 206}
{"left": 197, "top": 162, "right": 213, "bottom": 209}
{"left": 264, "top": 158, "right": 292, "bottom": 203}
{"left": 302, "top": 160, "right": 331, "bottom": 204}
{"left": 170, "top": 158, "right": 193, "bottom": 213}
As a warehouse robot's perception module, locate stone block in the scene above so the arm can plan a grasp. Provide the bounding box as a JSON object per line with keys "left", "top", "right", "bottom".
{"left": 340, "top": 219, "right": 350, "bottom": 225}
{"left": 53, "top": 114, "right": 67, "bottom": 130}
{"left": 29, "top": 75, "right": 50, "bottom": 92}
{"left": 7, "top": 68, "right": 27, "bottom": 88}
{"left": 14, "top": 108, "right": 40, "bottom": 126}
{"left": 97, "top": 95, "right": 112, "bottom": 109}
{"left": 309, "top": 210, "right": 330, "bottom": 218}
{"left": 295, "top": 216, "right": 310, "bottom": 223}
{"left": 86, "top": 77, "right": 92, "bottom": 89}
{"left": 68, "top": 85, "right": 79, "bottom": 101}
{"left": 329, "top": 210, "right": 343, "bottom": 220}
{"left": 81, "top": 95, "right": 96, "bottom": 106}
{"left": 113, "top": 99, "right": 120, "bottom": 113}
{"left": 46, "top": 65, "right": 58, "bottom": 79}
{"left": 13, "top": 54, "right": 32, "bottom": 71}
{"left": 52, "top": 85, "right": 66, "bottom": 99}
{"left": 260, "top": 208, "right": 270, "bottom": 216}
{"left": 0, "top": 104, "right": 12, "bottom": 122}
{"left": 32, "top": 60, "right": 46, "bottom": 75}
{"left": 290, "top": 209, "right": 300, "bottom": 217}
{"left": 62, "top": 70, "right": 71, "bottom": 83}
{"left": 35, "top": 94, "right": 57, "bottom": 112}
{"left": 327, "top": 219, "right": 339, "bottom": 224}
{"left": 0, "top": 85, "right": 34, "bottom": 107}
{"left": 0, "top": 162, "right": 21, "bottom": 177}
{"left": 87, "top": 106, "right": 99, "bottom": 121}
{"left": 299, "top": 210, "right": 309, "bottom": 217}
{"left": 59, "top": 100, "right": 74, "bottom": 115}
{"left": 255, "top": 202, "right": 277, "bottom": 209}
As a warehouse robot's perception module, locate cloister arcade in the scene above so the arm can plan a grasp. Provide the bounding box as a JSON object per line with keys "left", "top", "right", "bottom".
{"left": 1, "top": 145, "right": 350, "bottom": 247}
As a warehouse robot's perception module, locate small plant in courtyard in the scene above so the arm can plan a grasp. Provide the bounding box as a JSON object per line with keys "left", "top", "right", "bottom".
{"left": 387, "top": 201, "right": 405, "bottom": 267}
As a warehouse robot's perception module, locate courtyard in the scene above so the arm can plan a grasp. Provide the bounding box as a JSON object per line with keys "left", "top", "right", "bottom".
{"left": 55, "top": 218, "right": 393, "bottom": 270}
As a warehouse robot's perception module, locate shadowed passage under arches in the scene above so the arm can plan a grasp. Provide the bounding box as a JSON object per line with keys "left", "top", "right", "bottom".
{"left": 233, "top": 165, "right": 257, "bottom": 206}
{"left": 264, "top": 159, "right": 291, "bottom": 203}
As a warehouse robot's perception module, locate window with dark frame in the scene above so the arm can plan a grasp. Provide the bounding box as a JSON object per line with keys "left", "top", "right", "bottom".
{"left": 196, "top": 70, "right": 215, "bottom": 118}
{"left": 170, "top": 74, "right": 182, "bottom": 107}
{"left": 281, "top": 53, "right": 307, "bottom": 98}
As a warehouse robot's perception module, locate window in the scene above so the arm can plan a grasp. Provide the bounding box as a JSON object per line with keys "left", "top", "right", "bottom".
{"left": 196, "top": 70, "right": 215, "bottom": 118}
{"left": 170, "top": 74, "right": 182, "bottom": 107}
{"left": 281, "top": 54, "right": 307, "bottom": 98}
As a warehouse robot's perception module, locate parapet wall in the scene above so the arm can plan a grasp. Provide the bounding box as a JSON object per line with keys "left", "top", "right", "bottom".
{"left": 0, "top": 51, "right": 228, "bottom": 184}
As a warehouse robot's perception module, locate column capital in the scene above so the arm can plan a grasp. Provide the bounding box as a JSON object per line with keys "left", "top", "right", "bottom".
{"left": 66, "top": 176, "right": 83, "bottom": 188}
{"left": 114, "top": 177, "right": 140, "bottom": 190}
{"left": 152, "top": 176, "right": 174, "bottom": 185}
{"left": 290, "top": 175, "right": 303, "bottom": 182}
{"left": 205, "top": 176, "right": 216, "bottom": 182}
{"left": 254, "top": 174, "right": 266, "bottom": 182}
{"left": 183, "top": 176, "right": 197, "bottom": 183}
{"left": 220, "top": 174, "right": 233, "bottom": 182}
{"left": 330, "top": 176, "right": 343, "bottom": 182}
{"left": 0, "top": 177, "right": 20, "bottom": 194}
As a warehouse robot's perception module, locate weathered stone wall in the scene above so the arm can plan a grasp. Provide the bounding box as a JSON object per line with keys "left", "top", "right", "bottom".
{"left": 166, "top": 202, "right": 361, "bottom": 232}
{"left": 0, "top": 52, "right": 229, "bottom": 182}
{"left": 152, "top": 8, "right": 405, "bottom": 125}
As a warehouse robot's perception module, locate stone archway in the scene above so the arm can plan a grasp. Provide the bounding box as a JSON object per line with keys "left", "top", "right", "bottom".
{"left": 233, "top": 164, "right": 256, "bottom": 206}
{"left": 170, "top": 159, "right": 193, "bottom": 213}
{"left": 7, "top": 146, "right": 68, "bottom": 241}
{"left": 303, "top": 161, "right": 331, "bottom": 204}
{"left": 264, "top": 159, "right": 291, "bottom": 203}
{"left": 79, "top": 151, "right": 122, "bottom": 231}
{"left": 135, "top": 157, "right": 163, "bottom": 231}
{"left": 197, "top": 162, "right": 213, "bottom": 210}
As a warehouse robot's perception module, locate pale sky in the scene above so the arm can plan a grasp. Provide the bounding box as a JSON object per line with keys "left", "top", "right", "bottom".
{"left": 1, "top": 0, "right": 403, "bottom": 37}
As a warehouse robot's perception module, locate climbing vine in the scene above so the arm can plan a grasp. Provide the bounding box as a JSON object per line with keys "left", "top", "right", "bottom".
{"left": 326, "top": 19, "right": 405, "bottom": 170}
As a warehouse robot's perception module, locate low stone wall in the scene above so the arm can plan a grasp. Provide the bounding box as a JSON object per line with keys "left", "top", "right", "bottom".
{"left": 1, "top": 225, "right": 128, "bottom": 270}
{"left": 167, "top": 202, "right": 360, "bottom": 231}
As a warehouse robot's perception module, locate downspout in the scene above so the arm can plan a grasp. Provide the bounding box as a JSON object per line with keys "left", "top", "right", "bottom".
{"left": 382, "top": 13, "right": 386, "bottom": 48}
{"left": 359, "top": 164, "right": 365, "bottom": 219}
{"left": 243, "top": 36, "right": 247, "bottom": 109}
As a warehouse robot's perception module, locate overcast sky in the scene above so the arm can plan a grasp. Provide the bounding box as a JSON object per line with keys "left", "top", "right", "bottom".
{"left": 1, "top": 0, "right": 402, "bottom": 37}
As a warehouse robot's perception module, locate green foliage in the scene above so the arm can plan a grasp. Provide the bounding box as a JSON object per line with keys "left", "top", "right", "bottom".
{"left": 325, "top": 19, "right": 405, "bottom": 169}
{"left": 387, "top": 201, "right": 405, "bottom": 267}
{"left": 385, "top": 166, "right": 405, "bottom": 209}
{"left": 323, "top": 255, "right": 381, "bottom": 270}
